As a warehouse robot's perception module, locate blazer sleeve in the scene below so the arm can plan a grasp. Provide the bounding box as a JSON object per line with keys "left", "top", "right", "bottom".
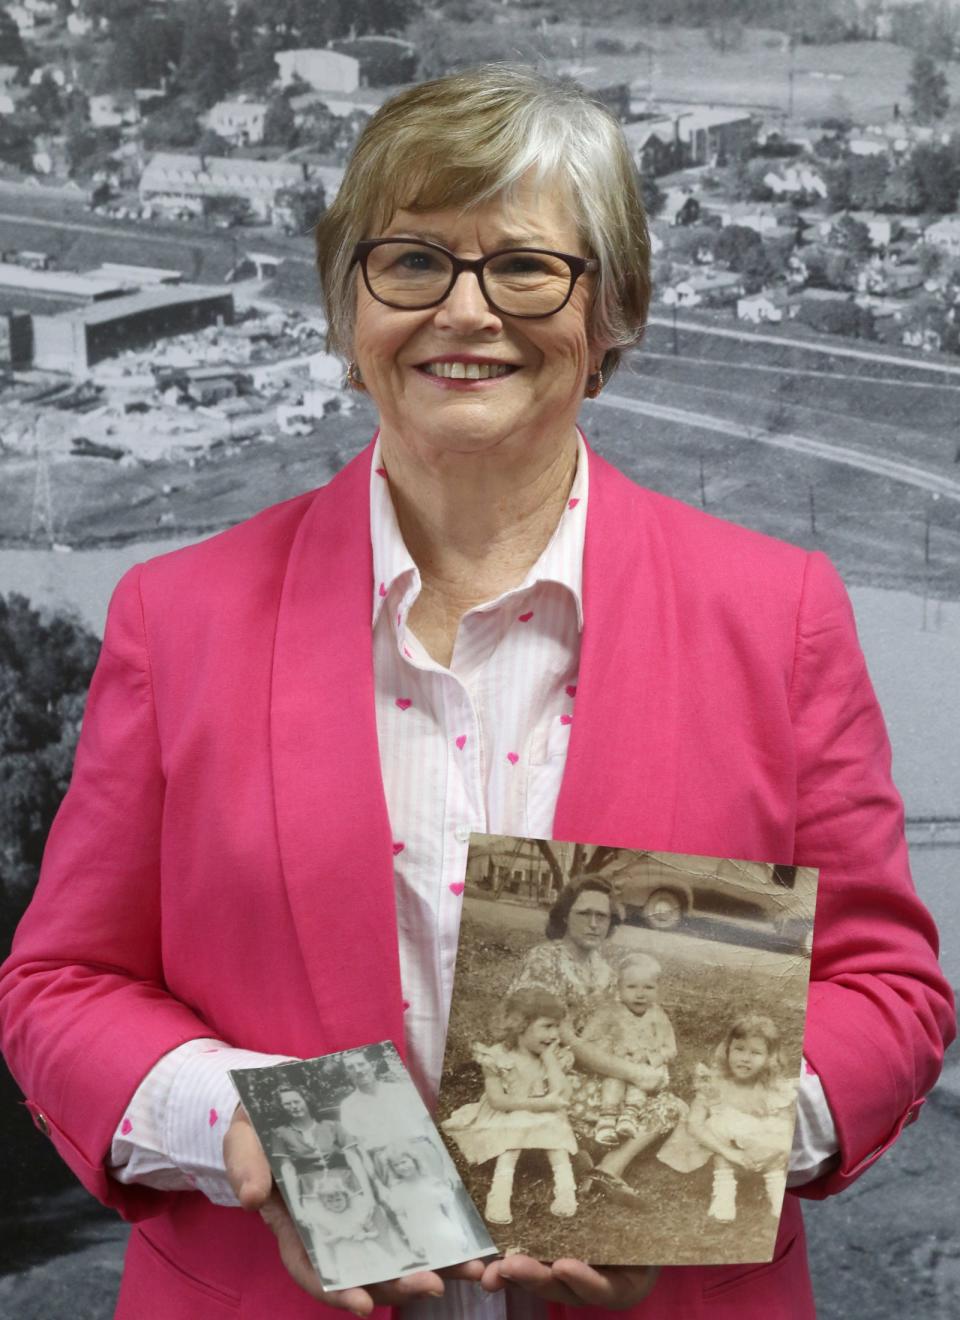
{"left": 0, "top": 567, "right": 218, "bottom": 1220}
{"left": 790, "top": 552, "right": 955, "bottom": 1198}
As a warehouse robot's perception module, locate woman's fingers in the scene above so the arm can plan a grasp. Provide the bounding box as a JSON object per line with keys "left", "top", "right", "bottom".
{"left": 551, "top": 1259, "right": 660, "bottom": 1308}
{"left": 368, "top": 1271, "right": 446, "bottom": 1305}
{"left": 439, "top": 1258, "right": 489, "bottom": 1282}
{"left": 483, "top": 1254, "right": 659, "bottom": 1309}
{"left": 223, "top": 1106, "right": 272, "bottom": 1210}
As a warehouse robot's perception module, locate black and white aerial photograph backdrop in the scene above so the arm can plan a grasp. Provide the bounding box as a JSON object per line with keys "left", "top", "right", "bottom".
{"left": 1, "top": 0, "right": 958, "bottom": 1315}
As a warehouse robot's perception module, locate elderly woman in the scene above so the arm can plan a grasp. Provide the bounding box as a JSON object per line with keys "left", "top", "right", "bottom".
{"left": 0, "top": 65, "right": 953, "bottom": 1320}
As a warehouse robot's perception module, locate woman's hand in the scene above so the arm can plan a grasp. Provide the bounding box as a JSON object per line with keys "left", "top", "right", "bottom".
{"left": 223, "top": 1107, "right": 485, "bottom": 1315}
{"left": 481, "top": 1254, "right": 659, "bottom": 1310}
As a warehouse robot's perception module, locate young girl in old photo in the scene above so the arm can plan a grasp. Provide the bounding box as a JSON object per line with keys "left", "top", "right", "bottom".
{"left": 577, "top": 953, "right": 678, "bottom": 1146}
{"left": 374, "top": 1143, "right": 473, "bottom": 1263}
{"left": 657, "top": 1013, "right": 798, "bottom": 1222}
{"left": 441, "top": 988, "right": 578, "bottom": 1225}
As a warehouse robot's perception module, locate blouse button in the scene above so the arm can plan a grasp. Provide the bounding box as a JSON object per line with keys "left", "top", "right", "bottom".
{"left": 454, "top": 825, "right": 472, "bottom": 843}
{"left": 33, "top": 1111, "right": 50, "bottom": 1136}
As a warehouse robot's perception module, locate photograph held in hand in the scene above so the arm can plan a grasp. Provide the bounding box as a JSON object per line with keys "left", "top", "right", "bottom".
{"left": 231, "top": 1042, "right": 495, "bottom": 1292}
{"left": 438, "top": 836, "right": 818, "bottom": 1267}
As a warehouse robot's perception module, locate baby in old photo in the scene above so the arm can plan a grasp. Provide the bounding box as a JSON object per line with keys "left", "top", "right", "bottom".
{"left": 578, "top": 953, "right": 678, "bottom": 1145}
{"left": 441, "top": 988, "right": 578, "bottom": 1225}
{"left": 657, "top": 1013, "right": 797, "bottom": 1222}
{"left": 300, "top": 1171, "right": 398, "bottom": 1289}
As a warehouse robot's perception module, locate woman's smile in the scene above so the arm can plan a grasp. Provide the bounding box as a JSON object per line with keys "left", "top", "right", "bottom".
{"left": 414, "top": 354, "right": 522, "bottom": 389}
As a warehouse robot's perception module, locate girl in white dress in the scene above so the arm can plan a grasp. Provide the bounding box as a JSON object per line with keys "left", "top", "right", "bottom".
{"left": 375, "top": 1143, "right": 472, "bottom": 1263}
{"left": 442, "top": 988, "right": 578, "bottom": 1226}
{"left": 657, "top": 1013, "right": 798, "bottom": 1223}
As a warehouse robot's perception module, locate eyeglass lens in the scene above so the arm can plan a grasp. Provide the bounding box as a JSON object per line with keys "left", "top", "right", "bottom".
{"left": 364, "top": 242, "right": 575, "bottom": 315}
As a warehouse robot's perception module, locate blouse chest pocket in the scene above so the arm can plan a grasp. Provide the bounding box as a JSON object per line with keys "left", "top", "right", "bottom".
{"left": 530, "top": 716, "right": 573, "bottom": 766}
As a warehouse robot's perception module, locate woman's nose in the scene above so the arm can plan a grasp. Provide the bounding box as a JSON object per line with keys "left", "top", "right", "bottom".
{"left": 434, "top": 271, "right": 501, "bottom": 329}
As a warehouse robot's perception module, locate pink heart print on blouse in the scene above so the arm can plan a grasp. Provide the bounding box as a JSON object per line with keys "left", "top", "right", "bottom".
{"left": 208, "top": 1108, "right": 218, "bottom": 1127}
{"left": 120, "top": 1117, "right": 133, "bottom": 1136}
{"left": 518, "top": 611, "right": 534, "bottom": 622}
{"left": 375, "top": 467, "right": 387, "bottom": 478}
{"left": 402, "top": 999, "right": 411, "bottom": 1012}
{"left": 449, "top": 882, "right": 465, "bottom": 896}
{"left": 378, "top": 582, "right": 387, "bottom": 597}
{"left": 392, "top": 841, "right": 405, "bottom": 855}
{"left": 506, "top": 752, "right": 519, "bottom": 764}
{"left": 566, "top": 684, "right": 577, "bottom": 698}
{"left": 395, "top": 698, "right": 412, "bottom": 711}
{"left": 560, "top": 714, "right": 573, "bottom": 726}
{"left": 455, "top": 734, "right": 467, "bottom": 750}
{"left": 568, "top": 497, "right": 580, "bottom": 510}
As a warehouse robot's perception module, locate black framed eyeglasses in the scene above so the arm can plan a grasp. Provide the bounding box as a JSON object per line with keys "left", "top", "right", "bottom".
{"left": 352, "top": 238, "right": 599, "bottom": 319}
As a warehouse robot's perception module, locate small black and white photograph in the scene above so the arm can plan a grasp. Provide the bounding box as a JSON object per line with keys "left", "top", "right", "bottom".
{"left": 437, "top": 834, "right": 818, "bottom": 1267}
{"left": 230, "top": 1041, "right": 495, "bottom": 1291}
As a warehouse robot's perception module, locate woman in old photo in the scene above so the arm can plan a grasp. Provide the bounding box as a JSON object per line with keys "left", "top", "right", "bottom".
{"left": 269, "top": 1087, "right": 368, "bottom": 1228}
{"left": 0, "top": 63, "right": 953, "bottom": 1320}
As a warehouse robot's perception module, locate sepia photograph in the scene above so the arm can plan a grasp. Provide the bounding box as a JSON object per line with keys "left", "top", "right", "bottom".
{"left": 0, "top": 0, "right": 957, "bottom": 1317}
{"left": 230, "top": 1042, "right": 495, "bottom": 1290}
{"left": 438, "top": 835, "right": 817, "bottom": 1266}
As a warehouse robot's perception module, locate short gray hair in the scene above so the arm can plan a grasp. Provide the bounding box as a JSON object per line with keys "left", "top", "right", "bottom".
{"left": 314, "top": 65, "right": 651, "bottom": 382}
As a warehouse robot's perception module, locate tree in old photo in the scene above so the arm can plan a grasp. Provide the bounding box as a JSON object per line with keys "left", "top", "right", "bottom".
{"left": 0, "top": 597, "right": 99, "bottom": 920}
{"left": 907, "top": 53, "right": 950, "bottom": 123}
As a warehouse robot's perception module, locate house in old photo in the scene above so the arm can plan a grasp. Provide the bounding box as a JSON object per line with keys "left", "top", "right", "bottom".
{"left": 275, "top": 48, "right": 359, "bottom": 94}
{"left": 206, "top": 99, "right": 268, "bottom": 147}
{"left": 139, "top": 153, "right": 320, "bottom": 224}
{"left": 676, "top": 105, "right": 755, "bottom": 167}
{"left": 671, "top": 269, "right": 744, "bottom": 308}
{"left": 661, "top": 188, "right": 702, "bottom": 228}
{"left": 737, "top": 289, "right": 790, "bottom": 323}
{"left": 763, "top": 164, "right": 827, "bottom": 201}
{"left": 89, "top": 93, "right": 139, "bottom": 129}
{"left": 621, "top": 118, "right": 678, "bottom": 177}
{"left": 857, "top": 260, "right": 924, "bottom": 297}
{"left": 625, "top": 104, "right": 755, "bottom": 172}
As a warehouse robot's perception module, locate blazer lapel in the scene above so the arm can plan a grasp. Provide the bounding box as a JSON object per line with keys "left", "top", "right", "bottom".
{"left": 554, "top": 446, "right": 681, "bottom": 852}
{"left": 270, "top": 443, "right": 406, "bottom": 1055}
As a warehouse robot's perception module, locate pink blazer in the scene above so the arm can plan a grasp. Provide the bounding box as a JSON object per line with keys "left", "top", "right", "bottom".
{"left": 1, "top": 441, "right": 953, "bottom": 1320}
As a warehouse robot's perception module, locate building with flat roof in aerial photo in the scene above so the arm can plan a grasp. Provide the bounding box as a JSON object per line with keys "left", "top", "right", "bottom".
{"left": 30, "top": 285, "right": 234, "bottom": 374}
